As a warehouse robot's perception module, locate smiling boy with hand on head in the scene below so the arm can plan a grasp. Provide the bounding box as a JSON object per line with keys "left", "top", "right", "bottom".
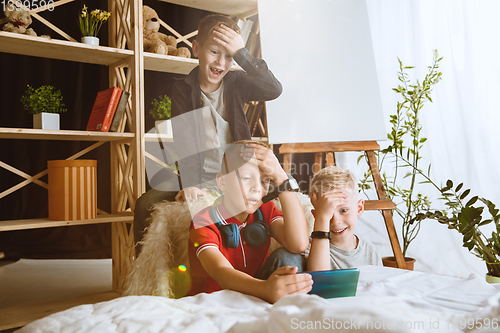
{"left": 187, "top": 141, "right": 312, "bottom": 303}
{"left": 305, "top": 166, "right": 382, "bottom": 271}
{"left": 172, "top": 15, "right": 283, "bottom": 202}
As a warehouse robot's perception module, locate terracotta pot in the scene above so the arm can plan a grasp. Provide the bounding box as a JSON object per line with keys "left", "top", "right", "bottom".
{"left": 382, "top": 256, "right": 416, "bottom": 270}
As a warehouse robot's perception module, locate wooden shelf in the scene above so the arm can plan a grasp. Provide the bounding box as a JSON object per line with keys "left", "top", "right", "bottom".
{"left": 144, "top": 52, "right": 242, "bottom": 74}
{"left": 0, "top": 128, "right": 134, "bottom": 141}
{"left": 0, "top": 291, "right": 121, "bottom": 331}
{"left": 144, "top": 52, "right": 198, "bottom": 74}
{"left": 144, "top": 132, "right": 173, "bottom": 142}
{"left": 0, "top": 32, "right": 133, "bottom": 66}
{"left": 160, "top": 0, "right": 257, "bottom": 17}
{"left": 0, "top": 214, "right": 134, "bottom": 232}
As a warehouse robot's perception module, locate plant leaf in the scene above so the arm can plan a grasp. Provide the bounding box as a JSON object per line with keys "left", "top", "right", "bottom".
{"left": 460, "top": 189, "right": 471, "bottom": 200}
{"left": 465, "top": 196, "right": 478, "bottom": 207}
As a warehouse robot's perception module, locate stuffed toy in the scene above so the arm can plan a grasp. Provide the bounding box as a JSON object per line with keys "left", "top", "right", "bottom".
{"left": 143, "top": 5, "right": 190, "bottom": 58}
{"left": 3, "top": 1, "right": 37, "bottom": 36}
{"left": 3, "top": 1, "right": 50, "bottom": 39}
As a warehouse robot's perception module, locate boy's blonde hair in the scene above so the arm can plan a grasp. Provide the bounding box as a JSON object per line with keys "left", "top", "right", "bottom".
{"left": 197, "top": 14, "right": 241, "bottom": 47}
{"left": 309, "top": 166, "right": 358, "bottom": 199}
{"left": 221, "top": 140, "right": 270, "bottom": 175}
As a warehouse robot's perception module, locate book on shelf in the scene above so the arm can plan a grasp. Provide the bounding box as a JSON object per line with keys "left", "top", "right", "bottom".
{"left": 86, "top": 87, "right": 123, "bottom": 132}
{"left": 109, "top": 91, "right": 130, "bottom": 132}
{"left": 243, "top": 18, "right": 260, "bottom": 58}
{"left": 249, "top": 102, "right": 264, "bottom": 136}
{"left": 237, "top": 19, "right": 254, "bottom": 45}
{"left": 246, "top": 31, "right": 260, "bottom": 57}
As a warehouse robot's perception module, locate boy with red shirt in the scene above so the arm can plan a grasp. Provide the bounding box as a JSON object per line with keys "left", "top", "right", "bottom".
{"left": 187, "top": 141, "right": 312, "bottom": 303}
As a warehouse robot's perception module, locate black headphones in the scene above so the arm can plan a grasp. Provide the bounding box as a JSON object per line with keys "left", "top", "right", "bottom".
{"left": 208, "top": 197, "right": 269, "bottom": 248}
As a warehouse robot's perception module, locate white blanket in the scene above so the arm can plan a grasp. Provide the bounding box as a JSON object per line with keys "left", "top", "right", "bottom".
{"left": 18, "top": 266, "right": 500, "bottom": 333}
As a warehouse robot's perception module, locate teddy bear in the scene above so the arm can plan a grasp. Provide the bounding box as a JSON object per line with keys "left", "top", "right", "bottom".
{"left": 3, "top": 1, "right": 37, "bottom": 36}
{"left": 143, "top": 5, "right": 190, "bottom": 58}
{"left": 3, "top": 1, "right": 50, "bottom": 39}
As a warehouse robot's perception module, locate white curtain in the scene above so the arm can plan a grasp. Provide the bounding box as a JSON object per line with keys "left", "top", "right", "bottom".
{"left": 337, "top": 0, "right": 500, "bottom": 278}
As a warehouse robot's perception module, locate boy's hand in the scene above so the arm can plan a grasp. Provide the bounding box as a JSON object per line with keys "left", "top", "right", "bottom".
{"left": 175, "top": 187, "right": 208, "bottom": 202}
{"left": 263, "top": 266, "right": 313, "bottom": 303}
{"left": 240, "top": 144, "right": 288, "bottom": 185}
{"left": 311, "top": 189, "right": 348, "bottom": 229}
{"left": 212, "top": 24, "right": 245, "bottom": 57}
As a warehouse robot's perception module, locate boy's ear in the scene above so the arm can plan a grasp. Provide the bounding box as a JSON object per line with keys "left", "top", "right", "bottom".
{"left": 192, "top": 39, "right": 199, "bottom": 58}
{"left": 357, "top": 199, "right": 365, "bottom": 216}
{"left": 216, "top": 172, "right": 225, "bottom": 191}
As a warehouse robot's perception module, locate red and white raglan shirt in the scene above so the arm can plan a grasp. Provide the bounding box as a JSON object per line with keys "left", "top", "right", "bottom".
{"left": 186, "top": 201, "right": 283, "bottom": 296}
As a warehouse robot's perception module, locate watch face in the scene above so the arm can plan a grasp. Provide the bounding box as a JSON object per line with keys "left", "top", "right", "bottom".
{"left": 286, "top": 178, "right": 299, "bottom": 191}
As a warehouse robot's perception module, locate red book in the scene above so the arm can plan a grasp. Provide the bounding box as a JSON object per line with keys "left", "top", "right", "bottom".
{"left": 86, "top": 87, "right": 123, "bottom": 132}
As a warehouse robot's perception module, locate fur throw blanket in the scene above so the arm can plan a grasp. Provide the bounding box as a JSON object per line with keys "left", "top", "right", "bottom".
{"left": 123, "top": 192, "right": 314, "bottom": 298}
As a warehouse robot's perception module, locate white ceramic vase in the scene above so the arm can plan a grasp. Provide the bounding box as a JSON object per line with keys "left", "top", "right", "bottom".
{"left": 154, "top": 119, "right": 173, "bottom": 136}
{"left": 33, "top": 113, "right": 60, "bottom": 130}
{"left": 81, "top": 36, "right": 99, "bottom": 46}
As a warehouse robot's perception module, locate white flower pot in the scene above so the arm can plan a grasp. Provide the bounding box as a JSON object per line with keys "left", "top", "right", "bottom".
{"left": 486, "top": 273, "right": 500, "bottom": 284}
{"left": 81, "top": 36, "right": 99, "bottom": 46}
{"left": 154, "top": 119, "right": 172, "bottom": 136}
{"left": 33, "top": 113, "right": 60, "bottom": 130}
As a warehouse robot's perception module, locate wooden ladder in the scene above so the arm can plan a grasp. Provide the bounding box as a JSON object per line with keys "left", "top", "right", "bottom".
{"left": 279, "top": 141, "right": 406, "bottom": 269}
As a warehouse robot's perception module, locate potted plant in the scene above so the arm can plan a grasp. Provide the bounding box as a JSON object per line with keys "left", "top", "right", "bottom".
{"left": 21, "top": 84, "right": 67, "bottom": 130}
{"left": 78, "top": 5, "right": 111, "bottom": 46}
{"left": 150, "top": 95, "right": 172, "bottom": 136}
{"left": 358, "top": 50, "right": 443, "bottom": 269}
{"left": 410, "top": 182, "right": 500, "bottom": 282}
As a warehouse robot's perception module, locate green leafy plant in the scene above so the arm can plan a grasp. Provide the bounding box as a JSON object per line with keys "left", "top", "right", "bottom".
{"left": 358, "top": 50, "right": 442, "bottom": 257}
{"left": 411, "top": 181, "right": 500, "bottom": 277}
{"left": 78, "top": 5, "right": 111, "bottom": 37}
{"left": 149, "top": 95, "right": 172, "bottom": 121}
{"left": 21, "top": 84, "right": 67, "bottom": 114}
{"left": 358, "top": 51, "right": 500, "bottom": 277}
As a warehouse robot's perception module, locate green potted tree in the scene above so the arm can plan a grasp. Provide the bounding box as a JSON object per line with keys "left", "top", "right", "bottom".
{"left": 360, "top": 51, "right": 500, "bottom": 280}
{"left": 21, "top": 84, "right": 67, "bottom": 130}
{"left": 358, "top": 50, "right": 443, "bottom": 269}
{"left": 150, "top": 95, "right": 172, "bottom": 136}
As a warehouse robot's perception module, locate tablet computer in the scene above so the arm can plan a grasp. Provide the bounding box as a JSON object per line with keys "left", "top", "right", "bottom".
{"left": 300, "top": 268, "right": 360, "bottom": 299}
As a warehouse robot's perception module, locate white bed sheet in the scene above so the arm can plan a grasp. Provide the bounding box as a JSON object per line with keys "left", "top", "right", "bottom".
{"left": 17, "top": 266, "right": 500, "bottom": 333}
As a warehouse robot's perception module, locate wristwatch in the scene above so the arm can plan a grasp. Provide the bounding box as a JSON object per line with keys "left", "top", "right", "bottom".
{"left": 311, "top": 231, "right": 332, "bottom": 240}
{"left": 262, "top": 174, "right": 299, "bottom": 203}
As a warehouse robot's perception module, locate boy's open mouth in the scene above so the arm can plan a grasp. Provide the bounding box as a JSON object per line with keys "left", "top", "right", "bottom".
{"left": 331, "top": 226, "right": 348, "bottom": 234}
{"left": 246, "top": 198, "right": 259, "bottom": 205}
{"left": 210, "top": 67, "right": 223, "bottom": 77}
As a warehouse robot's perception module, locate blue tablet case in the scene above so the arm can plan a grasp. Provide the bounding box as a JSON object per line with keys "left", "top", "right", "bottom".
{"left": 302, "top": 268, "right": 360, "bottom": 299}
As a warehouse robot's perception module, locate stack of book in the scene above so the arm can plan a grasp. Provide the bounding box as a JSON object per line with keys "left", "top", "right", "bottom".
{"left": 86, "top": 87, "right": 130, "bottom": 132}
{"left": 238, "top": 17, "right": 261, "bottom": 58}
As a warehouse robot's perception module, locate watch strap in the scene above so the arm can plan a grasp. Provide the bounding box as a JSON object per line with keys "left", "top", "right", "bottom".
{"left": 311, "top": 231, "right": 332, "bottom": 240}
{"left": 262, "top": 174, "right": 298, "bottom": 203}
{"left": 278, "top": 178, "right": 299, "bottom": 193}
